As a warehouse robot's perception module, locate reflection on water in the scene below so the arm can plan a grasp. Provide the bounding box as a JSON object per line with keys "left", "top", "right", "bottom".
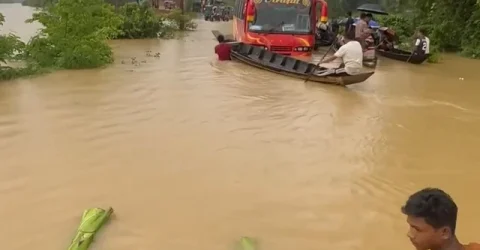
{"left": 0, "top": 4, "right": 479, "bottom": 250}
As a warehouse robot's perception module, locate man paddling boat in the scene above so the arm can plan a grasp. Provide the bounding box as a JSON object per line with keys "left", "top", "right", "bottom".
{"left": 413, "top": 28, "right": 430, "bottom": 56}
{"left": 317, "top": 32, "right": 363, "bottom": 76}
{"left": 402, "top": 188, "right": 479, "bottom": 250}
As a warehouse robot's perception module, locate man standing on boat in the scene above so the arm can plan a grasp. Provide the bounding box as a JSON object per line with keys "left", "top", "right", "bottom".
{"left": 355, "top": 13, "right": 373, "bottom": 50}
{"left": 414, "top": 28, "right": 430, "bottom": 56}
{"left": 318, "top": 32, "right": 363, "bottom": 76}
{"left": 214, "top": 35, "right": 232, "bottom": 61}
{"left": 402, "top": 188, "right": 479, "bottom": 250}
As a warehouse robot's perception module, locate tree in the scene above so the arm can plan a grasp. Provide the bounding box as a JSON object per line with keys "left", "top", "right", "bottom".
{"left": 25, "top": 0, "right": 123, "bottom": 69}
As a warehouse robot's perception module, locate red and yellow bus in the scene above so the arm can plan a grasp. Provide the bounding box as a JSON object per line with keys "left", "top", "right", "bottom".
{"left": 232, "top": 0, "right": 328, "bottom": 56}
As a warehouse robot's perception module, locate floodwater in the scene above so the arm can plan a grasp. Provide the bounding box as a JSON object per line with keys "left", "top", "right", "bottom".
{"left": 1, "top": 3, "right": 479, "bottom": 250}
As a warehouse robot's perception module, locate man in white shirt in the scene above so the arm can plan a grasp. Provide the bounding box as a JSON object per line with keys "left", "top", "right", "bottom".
{"left": 414, "top": 28, "right": 430, "bottom": 55}
{"left": 317, "top": 32, "right": 363, "bottom": 76}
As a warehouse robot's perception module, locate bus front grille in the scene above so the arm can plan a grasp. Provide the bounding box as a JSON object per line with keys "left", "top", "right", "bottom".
{"left": 270, "top": 46, "right": 292, "bottom": 52}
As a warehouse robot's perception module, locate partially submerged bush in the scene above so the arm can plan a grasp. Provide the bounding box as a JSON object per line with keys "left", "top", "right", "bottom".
{"left": 25, "top": 0, "right": 122, "bottom": 69}
{"left": 0, "top": 13, "right": 39, "bottom": 80}
{"left": 164, "top": 9, "right": 197, "bottom": 31}
{"left": 116, "top": 2, "right": 175, "bottom": 39}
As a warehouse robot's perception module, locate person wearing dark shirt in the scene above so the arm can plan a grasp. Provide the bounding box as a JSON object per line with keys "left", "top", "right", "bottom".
{"left": 214, "top": 35, "right": 232, "bottom": 61}
{"left": 344, "top": 11, "right": 354, "bottom": 37}
{"left": 414, "top": 28, "right": 430, "bottom": 55}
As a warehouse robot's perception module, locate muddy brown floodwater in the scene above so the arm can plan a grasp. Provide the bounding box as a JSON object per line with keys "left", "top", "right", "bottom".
{"left": 1, "top": 3, "right": 479, "bottom": 250}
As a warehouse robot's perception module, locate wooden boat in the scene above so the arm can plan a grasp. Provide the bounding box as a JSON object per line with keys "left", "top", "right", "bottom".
{"left": 376, "top": 48, "right": 429, "bottom": 64}
{"left": 230, "top": 43, "right": 374, "bottom": 86}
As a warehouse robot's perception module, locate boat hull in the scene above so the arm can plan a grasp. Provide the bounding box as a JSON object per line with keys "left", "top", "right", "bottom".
{"left": 231, "top": 43, "right": 374, "bottom": 86}
{"left": 376, "top": 48, "right": 429, "bottom": 64}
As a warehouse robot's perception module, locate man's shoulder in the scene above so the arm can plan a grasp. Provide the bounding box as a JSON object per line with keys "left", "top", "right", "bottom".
{"left": 466, "top": 243, "right": 480, "bottom": 250}
{"left": 345, "top": 41, "right": 361, "bottom": 49}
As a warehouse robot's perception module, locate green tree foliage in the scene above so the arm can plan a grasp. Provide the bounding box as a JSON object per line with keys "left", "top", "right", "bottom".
{"left": 114, "top": 2, "right": 197, "bottom": 39}
{"left": 24, "top": 0, "right": 123, "bottom": 69}
{"left": 0, "top": 13, "right": 24, "bottom": 64}
{"left": 116, "top": 2, "right": 175, "bottom": 38}
{"left": 165, "top": 9, "right": 198, "bottom": 31}
{"left": 412, "top": 0, "right": 480, "bottom": 59}
{"left": 461, "top": 6, "right": 480, "bottom": 58}
{"left": 0, "top": 13, "right": 40, "bottom": 80}
{"left": 376, "top": 0, "right": 480, "bottom": 59}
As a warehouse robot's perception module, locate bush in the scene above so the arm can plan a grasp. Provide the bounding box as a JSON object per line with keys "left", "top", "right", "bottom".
{"left": 460, "top": 5, "right": 480, "bottom": 59}
{"left": 25, "top": 0, "right": 122, "bottom": 69}
{"left": 116, "top": 2, "right": 175, "bottom": 39}
{"left": 0, "top": 13, "right": 39, "bottom": 81}
{"left": 164, "top": 9, "right": 197, "bottom": 31}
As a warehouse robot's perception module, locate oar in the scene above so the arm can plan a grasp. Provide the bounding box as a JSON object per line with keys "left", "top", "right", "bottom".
{"left": 304, "top": 35, "right": 338, "bottom": 83}
{"left": 406, "top": 50, "right": 415, "bottom": 63}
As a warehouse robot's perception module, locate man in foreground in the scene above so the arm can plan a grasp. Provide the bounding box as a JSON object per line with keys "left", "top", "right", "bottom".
{"left": 318, "top": 32, "right": 363, "bottom": 76}
{"left": 413, "top": 28, "right": 430, "bottom": 56}
{"left": 402, "top": 188, "right": 479, "bottom": 250}
{"left": 214, "top": 35, "right": 232, "bottom": 61}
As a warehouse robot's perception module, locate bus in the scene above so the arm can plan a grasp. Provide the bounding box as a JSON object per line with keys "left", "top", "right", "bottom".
{"left": 232, "top": 0, "right": 328, "bottom": 56}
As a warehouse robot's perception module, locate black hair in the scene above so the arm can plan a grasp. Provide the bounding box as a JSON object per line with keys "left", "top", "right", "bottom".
{"left": 347, "top": 11, "right": 352, "bottom": 16}
{"left": 366, "top": 13, "right": 373, "bottom": 18}
{"left": 360, "top": 13, "right": 367, "bottom": 19}
{"left": 217, "top": 34, "right": 225, "bottom": 43}
{"left": 418, "top": 27, "right": 427, "bottom": 36}
{"left": 345, "top": 31, "right": 355, "bottom": 40}
{"left": 401, "top": 188, "right": 458, "bottom": 234}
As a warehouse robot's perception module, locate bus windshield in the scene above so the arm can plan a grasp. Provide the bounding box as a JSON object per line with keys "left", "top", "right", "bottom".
{"left": 248, "top": 0, "right": 312, "bottom": 34}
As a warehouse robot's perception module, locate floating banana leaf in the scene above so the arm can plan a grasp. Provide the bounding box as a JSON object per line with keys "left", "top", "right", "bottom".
{"left": 68, "top": 207, "right": 114, "bottom": 250}
{"left": 237, "top": 237, "right": 257, "bottom": 250}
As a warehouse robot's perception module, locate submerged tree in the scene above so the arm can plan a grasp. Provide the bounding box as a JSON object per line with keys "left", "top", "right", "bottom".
{"left": 25, "top": 0, "right": 123, "bottom": 69}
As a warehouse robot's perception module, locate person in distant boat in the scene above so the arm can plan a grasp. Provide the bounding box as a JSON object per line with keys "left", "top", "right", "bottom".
{"left": 378, "top": 27, "right": 396, "bottom": 51}
{"left": 355, "top": 13, "right": 373, "bottom": 50}
{"left": 318, "top": 32, "right": 363, "bottom": 76}
{"left": 402, "top": 188, "right": 480, "bottom": 250}
{"left": 344, "top": 11, "right": 355, "bottom": 37}
{"left": 214, "top": 35, "right": 232, "bottom": 61}
{"left": 414, "top": 28, "right": 430, "bottom": 56}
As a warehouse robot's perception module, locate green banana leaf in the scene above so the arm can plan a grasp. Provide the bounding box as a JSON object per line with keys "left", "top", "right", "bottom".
{"left": 237, "top": 237, "right": 257, "bottom": 250}
{"left": 68, "top": 207, "right": 114, "bottom": 250}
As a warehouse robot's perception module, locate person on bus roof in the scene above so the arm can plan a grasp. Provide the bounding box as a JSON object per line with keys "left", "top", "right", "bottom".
{"left": 214, "top": 35, "right": 232, "bottom": 61}
{"left": 318, "top": 31, "right": 363, "bottom": 76}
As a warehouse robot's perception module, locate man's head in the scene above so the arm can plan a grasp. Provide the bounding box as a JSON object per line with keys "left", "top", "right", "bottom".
{"left": 344, "top": 31, "right": 355, "bottom": 41}
{"left": 402, "top": 188, "right": 458, "bottom": 250}
{"left": 360, "top": 13, "right": 367, "bottom": 20}
{"left": 347, "top": 11, "right": 352, "bottom": 17}
{"left": 217, "top": 34, "right": 225, "bottom": 43}
{"left": 416, "top": 28, "right": 426, "bottom": 38}
{"left": 365, "top": 13, "right": 373, "bottom": 22}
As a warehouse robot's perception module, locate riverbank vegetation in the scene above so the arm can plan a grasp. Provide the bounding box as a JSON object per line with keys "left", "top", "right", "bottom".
{"left": 329, "top": 0, "right": 480, "bottom": 61}
{"left": 116, "top": 2, "right": 196, "bottom": 39}
{"left": 0, "top": 13, "right": 40, "bottom": 80}
{"left": 1, "top": 0, "right": 197, "bottom": 80}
